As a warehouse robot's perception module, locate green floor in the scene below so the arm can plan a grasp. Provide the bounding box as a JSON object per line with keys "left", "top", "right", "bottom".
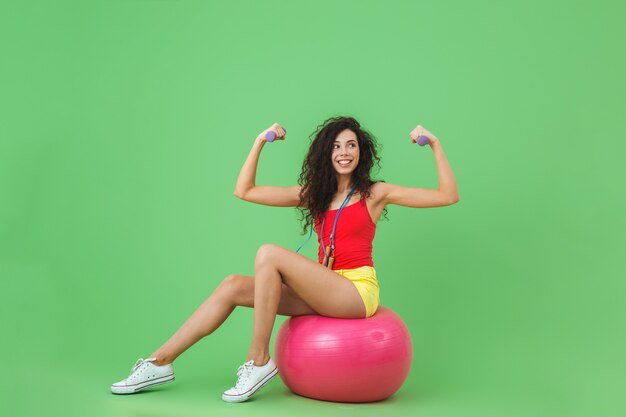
{"left": 5, "top": 364, "right": 559, "bottom": 417}
{"left": 7, "top": 354, "right": 618, "bottom": 417}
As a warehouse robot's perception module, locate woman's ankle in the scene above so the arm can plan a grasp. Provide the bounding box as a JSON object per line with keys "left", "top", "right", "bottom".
{"left": 149, "top": 354, "right": 174, "bottom": 366}
{"left": 247, "top": 354, "right": 271, "bottom": 367}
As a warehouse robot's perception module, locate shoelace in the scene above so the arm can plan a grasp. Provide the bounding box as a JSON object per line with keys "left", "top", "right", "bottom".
{"left": 234, "top": 360, "right": 255, "bottom": 389}
{"left": 130, "top": 358, "right": 154, "bottom": 376}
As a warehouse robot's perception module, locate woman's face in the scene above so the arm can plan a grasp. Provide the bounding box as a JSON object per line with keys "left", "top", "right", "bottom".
{"left": 331, "top": 129, "right": 360, "bottom": 174}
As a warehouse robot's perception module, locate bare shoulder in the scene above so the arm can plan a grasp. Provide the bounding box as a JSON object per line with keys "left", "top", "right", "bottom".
{"left": 368, "top": 181, "right": 389, "bottom": 204}
{"left": 362, "top": 182, "right": 389, "bottom": 225}
{"left": 364, "top": 181, "right": 388, "bottom": 212}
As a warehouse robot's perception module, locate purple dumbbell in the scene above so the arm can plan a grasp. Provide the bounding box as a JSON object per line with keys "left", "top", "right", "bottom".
{"left": 265, "top": 128, "right": 287, "bottom": 142}
{"left": 414, "top": 135, "right": 428, "bottom": 146}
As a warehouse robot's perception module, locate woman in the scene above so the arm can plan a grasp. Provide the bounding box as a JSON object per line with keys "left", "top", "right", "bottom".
{"left": 110, "top": 116, "right": 459, "bottom": 402}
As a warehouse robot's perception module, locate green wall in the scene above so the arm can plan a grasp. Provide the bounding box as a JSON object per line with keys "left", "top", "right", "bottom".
{"left": 1, "top": 1, "right": 624, "bottom": 416}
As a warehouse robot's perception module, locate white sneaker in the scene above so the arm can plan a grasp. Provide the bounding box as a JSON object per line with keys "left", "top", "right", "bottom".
{"left": 222, "top": 358, "right": 278, "bottom": 402}
{"left": 111, "top": 357, "right": 175, "bottom": 394}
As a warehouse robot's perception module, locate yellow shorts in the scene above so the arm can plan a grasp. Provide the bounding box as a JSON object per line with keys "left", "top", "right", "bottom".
{"left": 334, "top": 266, "right": 380, "bottom": 318}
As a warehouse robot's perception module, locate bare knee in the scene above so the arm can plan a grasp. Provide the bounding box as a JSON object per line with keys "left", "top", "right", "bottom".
{"left": 255, "top": 244, "right": 278, "bottom": 269}
{"left": 219, "top": 274, "right": 253, "bottom": 307}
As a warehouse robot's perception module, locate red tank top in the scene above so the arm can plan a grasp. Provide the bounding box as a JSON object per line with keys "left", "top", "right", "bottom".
{"left": 314, "top": 195, "right": 376, "bottom": 270}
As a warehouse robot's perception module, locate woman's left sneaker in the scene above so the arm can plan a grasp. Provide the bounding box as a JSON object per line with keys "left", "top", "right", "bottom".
{"left": 111, "top": 357, "right": 175, "bottom": 394}
{"left": 222, "top": 358, "right": 278, "bottom": 402}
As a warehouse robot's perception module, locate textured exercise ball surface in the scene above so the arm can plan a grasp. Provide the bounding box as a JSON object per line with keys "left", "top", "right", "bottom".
{"left": 275, "top": 306, "right": 412, "bottom": 403}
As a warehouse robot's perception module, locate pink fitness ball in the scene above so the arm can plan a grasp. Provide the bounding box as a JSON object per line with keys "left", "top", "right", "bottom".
{"left": 274, "top": 306, "right": 413, "bottom": 403}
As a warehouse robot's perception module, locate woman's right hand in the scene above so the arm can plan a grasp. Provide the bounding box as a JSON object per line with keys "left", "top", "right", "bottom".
{"left": 256, "top": 123, "right": 286, "bottom": 143}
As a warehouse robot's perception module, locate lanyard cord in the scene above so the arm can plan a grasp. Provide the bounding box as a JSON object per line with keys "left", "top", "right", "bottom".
{"left": 294, "top": 227, "right": 312, "bottom": 253}
{"left": 320, "top": 184, "right": 357, "bottom": 260}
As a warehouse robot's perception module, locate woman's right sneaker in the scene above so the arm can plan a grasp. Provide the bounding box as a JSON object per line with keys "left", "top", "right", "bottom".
{"left": 111, "top": 357, "right": 175, "bottom": 394}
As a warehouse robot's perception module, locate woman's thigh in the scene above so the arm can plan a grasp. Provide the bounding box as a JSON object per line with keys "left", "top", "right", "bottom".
{"left": 256, "top": 244, "right": 367, "bottom": 318}
{"left": 229, "top": 274, "right": 318, "bottom": 317}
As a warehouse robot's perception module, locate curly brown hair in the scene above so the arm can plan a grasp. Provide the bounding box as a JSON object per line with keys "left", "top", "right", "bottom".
{"left": 296, "top": 115, "right": 389, "bottom": 235}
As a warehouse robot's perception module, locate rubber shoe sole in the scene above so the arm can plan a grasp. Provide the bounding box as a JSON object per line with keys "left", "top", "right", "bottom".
{"left": 111, "top": 374, "right": 175, "bottom": 394}
{"left": 221, "top": 367, "right": 278, "bottom": 402}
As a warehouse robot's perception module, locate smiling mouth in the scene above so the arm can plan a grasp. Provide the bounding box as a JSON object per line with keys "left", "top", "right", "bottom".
{"left": 337, "top": 160, "right": 352, "bottom": 167}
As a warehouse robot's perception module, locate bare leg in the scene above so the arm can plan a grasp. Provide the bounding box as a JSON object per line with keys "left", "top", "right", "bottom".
{"left": 148, "top": 279, "right": 236, "bottom": 365}
{"left": 246, "top": 258, "right": 282, "bottom": 366}
{"left": 245, "top": 244, "right": 366, "bottom": 367}
{"left": 146, "top": 274, "right": 316, "bottom": 366}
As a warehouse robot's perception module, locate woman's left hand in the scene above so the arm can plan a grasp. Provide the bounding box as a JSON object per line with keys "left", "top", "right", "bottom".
{"left": 409, "top": 125, "right": 439, "bottom": 146}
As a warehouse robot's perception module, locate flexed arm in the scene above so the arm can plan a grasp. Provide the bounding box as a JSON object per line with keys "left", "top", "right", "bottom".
{"left": 413, "top": 126, "right": 459, "bottom": 202}
{"left": 381, "top": 125, "right": 460, "bottom": 208}
{"left": 233, "top": 123, "right": 302, "bottom": 207}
